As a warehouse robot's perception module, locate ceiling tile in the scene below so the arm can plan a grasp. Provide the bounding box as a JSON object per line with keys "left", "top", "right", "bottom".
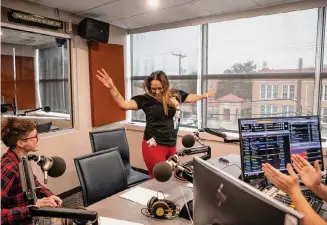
{"left": 193, "top": 0, "right": 258, "bottom": 14}
{"left": 252, "top": 0, "right": 303, "bottom": 7}
{"left": 1, "top": 30, "right": 54, "bottom": 46}
{"left": 33, "top": 0, "right": 117, "bottom": 13}
{"left": 109, "top": 3, "right": 211, "bottom": 29}
{"left": 80, "top": 0, "right": 193, "bottom": 22}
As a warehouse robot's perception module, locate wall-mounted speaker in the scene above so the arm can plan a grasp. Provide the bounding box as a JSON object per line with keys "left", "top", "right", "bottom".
{"left": 78, "top": 18, "right": 109, "bottom": 43}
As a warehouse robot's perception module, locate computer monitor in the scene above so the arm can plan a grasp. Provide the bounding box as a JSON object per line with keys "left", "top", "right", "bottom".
{"left": 238, "top": 116, "right": 324, "bottom": 181}
{"left": 192, "top": 156, "right": 304, "bottom": 225}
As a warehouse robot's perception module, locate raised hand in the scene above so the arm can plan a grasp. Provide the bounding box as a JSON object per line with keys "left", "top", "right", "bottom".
{"left": 262, "top": 163, "right": 299, "bottom": 196}
{"left": 207, "top": 89, "right": 216, "bottom": 98}
{"left": 292, "top": 154, "right": 322, "bottom": 189}
{"left": 96, "top": 68, "right": 114, "bottom": 89}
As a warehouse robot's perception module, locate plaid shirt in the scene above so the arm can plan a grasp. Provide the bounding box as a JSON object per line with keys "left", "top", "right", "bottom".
{"left": 1, "top": 149, "right": 53, "bottom": 225}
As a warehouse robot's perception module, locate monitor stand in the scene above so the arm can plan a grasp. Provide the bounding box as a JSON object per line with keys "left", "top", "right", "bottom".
{"left": 179, "top": 200, "right": 193, "bottom": 220}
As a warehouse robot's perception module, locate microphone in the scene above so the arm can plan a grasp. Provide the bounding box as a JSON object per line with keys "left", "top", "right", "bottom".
{"left": 153, "top": 154, "right": 192, "bottom": 183}
{"left": 28, "top": 155, "right": 66, "bottom": 184}
{"left": 182, "top": 134, "right": 195, "bottom": 148}
{"left": 153, "top": 155, "right": 183, "bottom": 182}
{"left": 21, "top": 106, "right": 51, "bottom": 116}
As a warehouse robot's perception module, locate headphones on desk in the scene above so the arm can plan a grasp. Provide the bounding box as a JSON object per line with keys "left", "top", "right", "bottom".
{"left": 141, "top": 191, "right": 180, "bottom": 220}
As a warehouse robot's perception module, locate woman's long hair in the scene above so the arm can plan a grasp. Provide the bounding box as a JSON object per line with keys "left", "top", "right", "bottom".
{"left": 143, "top": 71, "right": 180, "bottom": 115}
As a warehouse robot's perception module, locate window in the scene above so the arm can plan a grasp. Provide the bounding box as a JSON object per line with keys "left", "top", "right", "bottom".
{"left": 130, "top": 8, "right": 327, "bottom": 137}
{"left": 281, "top": 105, "right": 295, "bottom": 116}
{"left": 260, "top": 105, "right": 278, "bottom": 117}
{"left": 323, "top": 85, "right": 327, "bottom": 101}
{"left": 282, "top": 85, "right": 295, "bottom": 100}
{"left": 223, "top": 109, "right": 231, "bottom": 121}
{"left": 206, "top": 9, "right": 317, "bottom": 131}
{"left": 208, "top": 9, "right": 317, "bottom": 74}
{"left": 132, "top": 26, "right": 200, "bottom": 76}
{"left": 131, "top": 26, "right": 200, "bottom": 126}
{"left": 1, "top": 27, "right": 73, "bottom": 132}
{"left": 321, "top": 108, "right": 327, "bottom": 120}
{"left": 261, "top": 85, "right": 278, "bottom": 99}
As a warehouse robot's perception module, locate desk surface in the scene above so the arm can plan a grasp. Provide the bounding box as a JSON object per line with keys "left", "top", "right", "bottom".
{"left": 87, "top": 178, "right": 193, "bottom": 225}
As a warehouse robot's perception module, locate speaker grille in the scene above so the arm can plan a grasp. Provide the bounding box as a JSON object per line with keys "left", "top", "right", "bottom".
{"left": 78, "top": 18, "right": 109, "bottom": 43}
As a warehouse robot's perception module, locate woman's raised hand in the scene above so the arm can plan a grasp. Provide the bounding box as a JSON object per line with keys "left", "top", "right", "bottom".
{"left": 96, "top": 68, "right": 114, "bottom": 89}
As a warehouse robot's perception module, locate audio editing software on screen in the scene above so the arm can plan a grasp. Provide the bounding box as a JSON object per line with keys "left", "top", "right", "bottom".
{"left": 239, "top": 116, "right": 323, "bottom": 180}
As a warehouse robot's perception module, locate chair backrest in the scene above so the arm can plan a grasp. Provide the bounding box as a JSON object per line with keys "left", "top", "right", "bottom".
{"left": 36, "top": 121, "right": 52, "bottom": 133}
{"left": 74, "top": 148, "right": 128, "bottom": 206}
{"left": 89, "top": 128, "right": 130, "bottom": 168}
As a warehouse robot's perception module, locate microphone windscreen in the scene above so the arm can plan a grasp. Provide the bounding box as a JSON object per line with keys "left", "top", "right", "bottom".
{"left": 153, "top": 162, "right": 173, "bottom": 182}
{"left": 43, "top": 106, "right": 51, "bottom": 112}
{"left": 182, "top": 134, "right": 195, "bottom": 148}
{"left": 48, "top": 156, "right": 66, "bottom": 178}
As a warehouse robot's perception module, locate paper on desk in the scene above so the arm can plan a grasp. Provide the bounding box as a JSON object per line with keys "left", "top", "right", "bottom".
{"left": 98, "top": 216, "right": 143, "bottom": 225}
{"left": 120, "top": 186, "right": 168, "bottom": 206}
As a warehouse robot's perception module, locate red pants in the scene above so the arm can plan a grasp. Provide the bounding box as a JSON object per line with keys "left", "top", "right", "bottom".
{"left": 142, "top": 140, "right": 176, "bottom": 179}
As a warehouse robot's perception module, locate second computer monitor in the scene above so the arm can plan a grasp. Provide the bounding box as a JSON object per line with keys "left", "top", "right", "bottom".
{"left": 238, "top": 116, "right": 324, "bottom": 181}
{"left": 193, "top": 157, "right": 304, "bottom": 225}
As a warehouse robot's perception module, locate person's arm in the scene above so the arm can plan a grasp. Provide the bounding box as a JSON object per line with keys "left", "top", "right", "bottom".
{"left": 109, "top": 86, "right": 138, "bottom": 110}
{"left": 262, "top": 163, "right": 326, "bottom": 225}
{"left": 1, "top": 207, "right": 31, "bottom": 225}
{"left": 96, "top": 68, "right": 138, "bottom": 110}
{"left": 291, "top": 155, "right": 327, "bottom": 202}
{"left": 1, "top": 167, "right": 31, "bottom": 224}
{"left": 34, "top": 175, "right": 53, "bottom": 197}
{"left": 289, "top": 189, "right": 326, "bottom": 225}
{"left": 310, "top": 183, "right": 327, "bottom": 202}
{"left": 184, "top": 89, "right": 215, "bottom": 103}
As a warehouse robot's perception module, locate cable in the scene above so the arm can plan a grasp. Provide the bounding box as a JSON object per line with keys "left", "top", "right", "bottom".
{"left": 56, "top": 8, "right": 61, "bottom": 21}
{"left": 221, "top": 163, "right": 242, "bottom": 172}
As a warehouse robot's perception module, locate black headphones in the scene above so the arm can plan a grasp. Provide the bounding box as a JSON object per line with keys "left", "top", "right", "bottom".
{"left": 141, "top": 191, "right": 180, "bottom": 220}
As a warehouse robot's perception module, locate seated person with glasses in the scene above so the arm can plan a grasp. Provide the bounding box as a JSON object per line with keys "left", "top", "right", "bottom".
{"left": 1, "top": 117, "right": 62, "bottom": 225}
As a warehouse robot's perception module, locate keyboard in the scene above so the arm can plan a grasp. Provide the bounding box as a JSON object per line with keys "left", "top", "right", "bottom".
{"left": 301, "top": 189, "right": 322, "bottom": 201}
{"left": 261, "top": 185, "right": 323, "bottom": 213}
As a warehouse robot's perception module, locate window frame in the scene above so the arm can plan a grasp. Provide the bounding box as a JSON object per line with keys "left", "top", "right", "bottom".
{"left": 1, "top": 23, "right": 74, "bottom": 131}
{"left": 129, "top": 7, "right": 327, "bottom": 137}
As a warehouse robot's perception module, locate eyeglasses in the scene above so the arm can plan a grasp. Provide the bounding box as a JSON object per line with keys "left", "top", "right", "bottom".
{"left": 151, "top": 87, "right": 163, "bottom": 92}
{"left": 21, "top": 134, "right": 38, "bottom": 141}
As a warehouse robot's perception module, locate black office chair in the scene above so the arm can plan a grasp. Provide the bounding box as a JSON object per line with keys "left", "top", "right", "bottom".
{"left": 74, "top": 148, "right": 128, "bottom": 207}
{"left": 36, "top": 121, "right": 52, "bottom": 133}
{"left": 89, "top": 128, "right": 150, "bottom": 187}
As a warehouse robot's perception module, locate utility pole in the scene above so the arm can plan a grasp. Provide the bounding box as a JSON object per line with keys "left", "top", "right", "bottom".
{"left": 172, "top": 52, "right": 186, "bottom": 75}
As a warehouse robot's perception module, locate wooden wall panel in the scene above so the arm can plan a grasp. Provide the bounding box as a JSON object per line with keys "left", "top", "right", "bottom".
{"left": 1, "top": 55, "right": 36, "bottom": 110}
{"left": 88, "top": 42, "right": 125, "bottom": 127}
{"left": 16, "top": 56, "right": 36, "bottom": 109}
{"left": 1, "top": 55, "right": 15, "bottom": 103}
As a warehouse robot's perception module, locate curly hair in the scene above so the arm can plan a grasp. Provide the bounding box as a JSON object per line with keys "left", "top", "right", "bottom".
{"left": 1, "top": 117, "right": 36, "bottom": 147}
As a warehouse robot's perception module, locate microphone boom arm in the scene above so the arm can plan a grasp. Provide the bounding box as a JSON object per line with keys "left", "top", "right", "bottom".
{"left": 177, "top": 146, "right": 211, "bottom": 160}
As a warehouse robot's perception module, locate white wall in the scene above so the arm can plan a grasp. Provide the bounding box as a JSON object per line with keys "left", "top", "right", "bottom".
{"left": 1, "top": 0, "right": 127, "bottom": 194}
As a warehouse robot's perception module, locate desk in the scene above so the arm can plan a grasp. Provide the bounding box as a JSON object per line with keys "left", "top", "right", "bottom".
{"left": 87, "top": 178, "right": 193, "bottom": 225}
